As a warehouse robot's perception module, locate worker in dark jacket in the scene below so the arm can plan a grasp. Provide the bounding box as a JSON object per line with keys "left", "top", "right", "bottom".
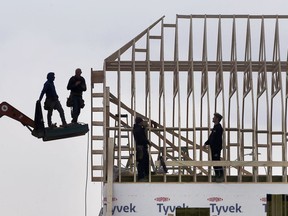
{"left": 204, "top": 113, "right": 224, "bottom": 182}
{"left": 133, "top": 117, "right": 150, "bottom": 181}
{"left": 67, "top": 68, "right": 87, "bottom": 123}
{"left": 39, "top": 72, "right": 67, "bottom": 128}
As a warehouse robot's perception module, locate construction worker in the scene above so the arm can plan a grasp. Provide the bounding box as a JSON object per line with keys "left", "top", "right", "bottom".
{"left": 133, "top": 117, "right": 150, "bottom": 182}
{"left": 39, "top": 72, "right": 67, "bottom": 128}
{"left": 67, "top": 68, "right": 86, "bottom": 123}
{"left": 204, "top": 112, "right": 224, "bottom": 182}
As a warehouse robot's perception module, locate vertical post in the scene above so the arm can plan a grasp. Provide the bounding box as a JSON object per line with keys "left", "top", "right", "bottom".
{"left": 104, "top": 138, "right": 114, "bottom": 216}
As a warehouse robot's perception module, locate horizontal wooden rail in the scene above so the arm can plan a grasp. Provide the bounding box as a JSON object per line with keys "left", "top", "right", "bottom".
{"left": 155, "top": 160, "right": 288, "bottom": 167}
{"left": 105, "top": 61, "right": 288, "bottom": 72}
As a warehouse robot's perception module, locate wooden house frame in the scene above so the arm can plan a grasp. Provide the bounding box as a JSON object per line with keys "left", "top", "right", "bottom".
{"left": 90, "top": 14, "right": 288, "bottom": 184}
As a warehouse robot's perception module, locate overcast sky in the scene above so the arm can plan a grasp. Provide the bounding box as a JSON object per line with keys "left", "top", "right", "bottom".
{"left": 1, "top": 0, "right": 288, "bottom": 216}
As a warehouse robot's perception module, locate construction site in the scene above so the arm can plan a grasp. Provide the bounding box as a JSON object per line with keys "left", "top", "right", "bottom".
{"left": 90, "top": 14, "right": 288, "bottom": 215}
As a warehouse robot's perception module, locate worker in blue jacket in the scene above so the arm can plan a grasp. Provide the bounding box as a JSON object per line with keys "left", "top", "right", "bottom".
{"left": 204, "top": 113, "right": 224, "bottom": 182}
{"left": 39, "top": 72, "right": 67, "bottom": 128}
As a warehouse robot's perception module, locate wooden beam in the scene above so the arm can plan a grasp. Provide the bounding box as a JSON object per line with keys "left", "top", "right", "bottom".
{"left": 155, "top": 160, "right": 288, "bottom": 167}
{"left": 105, "top": 61, "right": 288, "bottom": 72}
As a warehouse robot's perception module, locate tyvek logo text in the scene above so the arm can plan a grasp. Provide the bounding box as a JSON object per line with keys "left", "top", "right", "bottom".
{"left": 210, "top": 203, "right": 243, "bottom": 215}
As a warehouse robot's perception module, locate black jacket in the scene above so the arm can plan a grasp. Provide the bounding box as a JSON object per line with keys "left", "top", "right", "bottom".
{"left": 67, "top": 76, "right": 87, "bottom": 95}
{"left": 205, "top": 123, "right": 223, "bottom": 152}
{"left": 133, "top": 123, "right": 149, "bottom": 148}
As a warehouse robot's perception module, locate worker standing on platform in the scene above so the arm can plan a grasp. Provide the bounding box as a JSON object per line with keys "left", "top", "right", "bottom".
{"left": 133, "top": 117, "right": 150, "bottom": 182}
{"left": 39, "top": 72, "right": 67, "bottom": 128}
{"left": 67, "top": 68, "right": 87, "bottom": 123}
{"left": 204, "top": 113, "right": 224, "bottom": 182}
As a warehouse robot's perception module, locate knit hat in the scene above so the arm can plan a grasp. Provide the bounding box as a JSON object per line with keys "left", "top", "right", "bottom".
{"left": 214, "top": 113, "right": 223, "bottom": 122}
{"left": 135, "top": 117, "right": 143, "bottom": 124}
{"left": 46, "top": 72, "right": 55, "bottom": 81}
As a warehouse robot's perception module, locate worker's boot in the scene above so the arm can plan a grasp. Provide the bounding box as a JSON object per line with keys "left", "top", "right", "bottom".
{"left": 71, "top": 116, "right": 78, "bottom": 124}
{"left": 61, "top": 120, "right": 68, "bottom": 128}
{"left": 49, "top": 123, "right": 57, "bottom": 128}
{"left": 216, "top": 169, "right": 224, "bottom": 183}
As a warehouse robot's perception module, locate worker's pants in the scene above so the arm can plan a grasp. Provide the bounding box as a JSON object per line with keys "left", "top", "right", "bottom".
{"left": 47, "top": 100, "right": 66, "bottom": 126}
{"left": 211, "top": 150, "right": 224, "bottom": 177}
{"left": 137, "top": 147, "right": 149, "bottom": 180}
{"left": 71, "top": 95, "right": 82, "bottom": 123}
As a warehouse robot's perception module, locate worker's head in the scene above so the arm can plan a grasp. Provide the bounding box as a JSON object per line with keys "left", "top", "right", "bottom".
{"left": 75, "top": 68, "right": 82, "bottom": 77}
{"left": 213, "top": 112, "right": 223, "bottom": 123}
{"left": 135, "top": 116, "right": 143, "bottom": 124}
{"left": 47, "top": 72, "right": 55, "bottom": 82}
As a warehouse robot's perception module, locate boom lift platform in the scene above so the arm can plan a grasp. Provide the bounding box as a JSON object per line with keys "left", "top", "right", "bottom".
{"left": 0, "top": 101, "right": 89, "bottom": 141}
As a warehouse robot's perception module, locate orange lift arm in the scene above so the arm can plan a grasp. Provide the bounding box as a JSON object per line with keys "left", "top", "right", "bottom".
{"left": 0, "top": 101, "right": 35, "bottom": 129}
{"left": 0, "top": 101, "right": 89, "bottom": 141}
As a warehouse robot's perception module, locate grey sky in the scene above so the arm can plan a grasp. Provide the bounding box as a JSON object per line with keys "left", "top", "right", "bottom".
{"left": 1, "top": 0, "right": 288, "bottom": 215}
